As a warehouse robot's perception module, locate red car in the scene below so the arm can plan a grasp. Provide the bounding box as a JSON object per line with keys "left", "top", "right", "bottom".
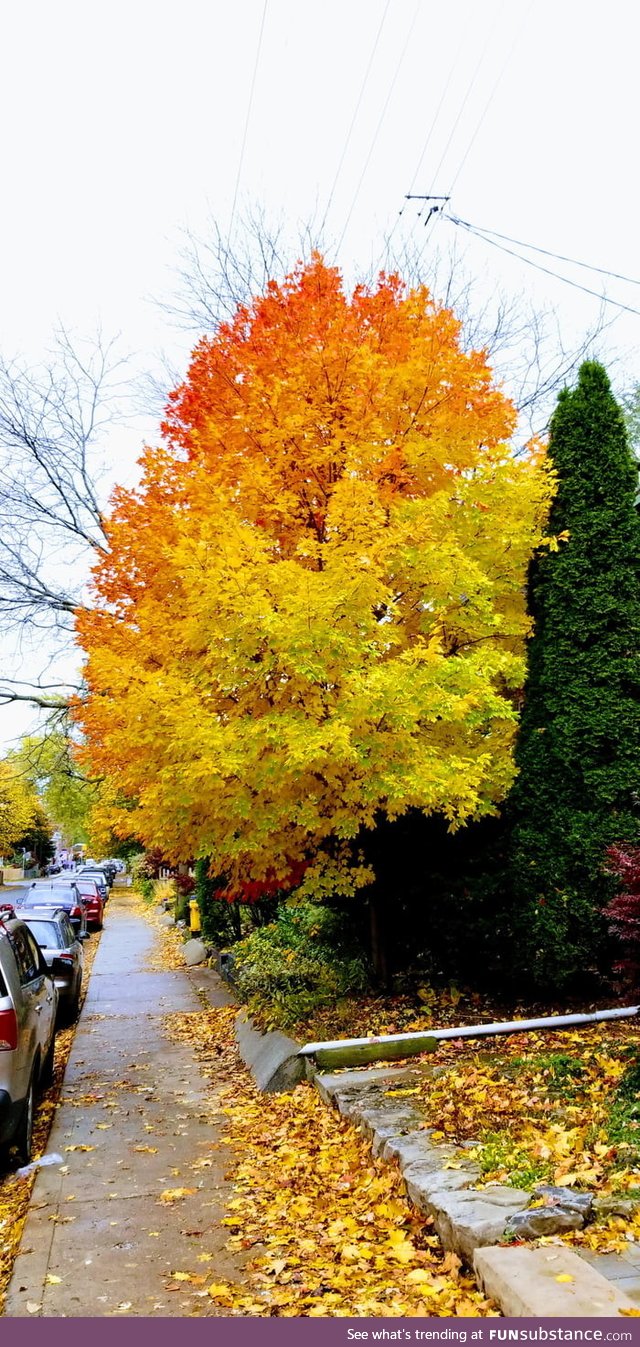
{"left": 51, "top": 878, "right": 104, "bottom": 931}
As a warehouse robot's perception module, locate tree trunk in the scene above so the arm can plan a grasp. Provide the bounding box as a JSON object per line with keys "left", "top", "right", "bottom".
{"left": 369, "top": 893, "right": 392, "bottom": 989}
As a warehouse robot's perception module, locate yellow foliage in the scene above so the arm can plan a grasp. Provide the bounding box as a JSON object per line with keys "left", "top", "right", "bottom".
{"left": 164, "top": 1005, "right": 496, "bottom": 1316}
{"left": 0, "top": 761, "right": 39, "bottom": 858}
{"left": 76, "top": 257, "right": 554, "bottom": 889}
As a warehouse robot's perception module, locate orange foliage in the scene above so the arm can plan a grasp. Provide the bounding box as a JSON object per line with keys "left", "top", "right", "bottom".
{"left": 76, "top": 257, "right": 553, "bottom": 888}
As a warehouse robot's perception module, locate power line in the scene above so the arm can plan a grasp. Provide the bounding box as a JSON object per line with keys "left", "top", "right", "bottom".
{"left": 319, "top": 0, "right": 392, "bottom": 237}
{"left": 449, "top": 215, "right": 640, "bottom": 289}
{"left": 446, "top": 0, "right": 534, "bottom": 195}
{"left": 405, "top": 29, "right": 468, "bottom": 200}
{"left": 380, "top": 25, "right": 468, "bottom": 262}
{"left": 381, "top": 0, "right": 507, "bottom": 270}
{"left": 228, "top": 0, "right": 269, "bottom": 243}
{"left": 337, "top": 0, "right": 421, "bottom": 255}
{"left": 425, "top": 0, "right": 509, "bottom": 203}
{"left": 446, "top": 213, "right": 640, "bottom": 319}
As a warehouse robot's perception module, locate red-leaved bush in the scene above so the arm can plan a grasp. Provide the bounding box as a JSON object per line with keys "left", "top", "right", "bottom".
{"left": 175, "top": 873, "right": 196, "bottom": 897}
{"left": 605, "top": 844, "right": 640, "bottom": 989}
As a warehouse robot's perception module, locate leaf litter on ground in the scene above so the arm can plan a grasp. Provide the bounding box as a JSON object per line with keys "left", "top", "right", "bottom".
{"left": 163, "top": 1006, "right": 496, "bottom": 1317}
{"left": 0, "top": 927, "right": 103, "bottom": 1311}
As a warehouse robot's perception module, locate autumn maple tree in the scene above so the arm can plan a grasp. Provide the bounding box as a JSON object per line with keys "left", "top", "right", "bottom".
{"left": 76, "top": 256, "right": 553, "bottom": 896}
{"left": 0, "top": 760, "right": 40, "bottom": 860}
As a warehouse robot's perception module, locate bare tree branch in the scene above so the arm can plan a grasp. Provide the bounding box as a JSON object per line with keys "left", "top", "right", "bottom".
{"left": 155, "top": 207, "right": 613, "bottom": 441}
{"left": 0, "top": 328, "right": 126, "bottom": 631}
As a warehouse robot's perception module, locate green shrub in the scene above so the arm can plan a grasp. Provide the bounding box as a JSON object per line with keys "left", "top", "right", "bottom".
{"left": 129, "top": 856, "right": 155, "bottom": 903}
{"left": 232, "top": 900, "right": 370, "bottom": 1029}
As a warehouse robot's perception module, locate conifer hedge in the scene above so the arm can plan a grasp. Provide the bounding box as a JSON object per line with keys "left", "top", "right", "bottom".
{"left": 509, "top": 362, "right": 640, "bottom": 987}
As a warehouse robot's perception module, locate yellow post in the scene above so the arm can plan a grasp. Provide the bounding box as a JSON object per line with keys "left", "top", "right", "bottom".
{"left": 189, "top": 898, "right": 201, "bottom": 934}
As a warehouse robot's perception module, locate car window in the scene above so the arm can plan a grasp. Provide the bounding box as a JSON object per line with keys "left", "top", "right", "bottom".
{"left": 23, "top": 920, "right": 61, "bottom": 949}
{"left": 27, "top": 897, "right": 71, "bottom": 913}
{"left": 9, "top": 926, "right": 41, "bottom": 984}
{"left": 34, "top": 886, "right": 76, "bottom": 899}
{"left": 59, "top": 915, "right": 75, "bottom": 945}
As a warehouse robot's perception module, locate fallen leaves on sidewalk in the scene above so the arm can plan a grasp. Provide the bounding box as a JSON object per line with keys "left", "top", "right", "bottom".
{"left": 0, "top": 928, "right": 103, "bottom": 1312}
{"left": 164, "top": 1008, "right": 496, "bottom": 1317}
{"left": 132, "top": 892, "right": 186, "bottom": 972}
{"left": 158, "top": 1187, "right": 198, "bottom": 1205}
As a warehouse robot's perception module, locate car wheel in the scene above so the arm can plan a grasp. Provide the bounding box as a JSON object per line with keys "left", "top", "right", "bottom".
{"left": 64, "top": 982, "right": 81, "bottom": 1025}
{"left": 40, "top": 1033, "right": 55, "bottom": 1088}
{"left": 13, "top": 1074, "right": 35, "bottom": 1167}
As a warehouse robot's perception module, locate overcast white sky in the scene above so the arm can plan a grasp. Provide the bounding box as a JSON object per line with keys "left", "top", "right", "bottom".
{"left": 1, "top": 0, "right": 639, "bottom": 747}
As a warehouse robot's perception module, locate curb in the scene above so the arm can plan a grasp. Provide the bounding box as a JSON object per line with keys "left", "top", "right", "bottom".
{"left": 234, "top": 1010, "right": 308, "bottom": 1092}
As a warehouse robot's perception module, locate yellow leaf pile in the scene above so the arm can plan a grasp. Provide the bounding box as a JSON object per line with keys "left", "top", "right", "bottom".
{"left": 164, "top": 1008, "right": 496, "bottom": 1317}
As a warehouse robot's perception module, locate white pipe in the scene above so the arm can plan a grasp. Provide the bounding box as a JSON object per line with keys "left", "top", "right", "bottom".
{"left": 298, "top": 1004, "right": 640, "bottom": 1058}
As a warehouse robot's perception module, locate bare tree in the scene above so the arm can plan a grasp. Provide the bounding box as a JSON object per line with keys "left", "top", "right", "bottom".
{"left": 165, "top": 204, "right": 296, "bottom": 333}
{"left": 0, "top": 328, "right": 125, "bottom": 633}
{"left": 0, "top": 329, "right": 128, "bottom": 712}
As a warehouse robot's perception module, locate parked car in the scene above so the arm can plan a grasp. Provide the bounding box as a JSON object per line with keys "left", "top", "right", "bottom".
{"left": 77, "top": 869, "right": 109, "bottom": 902}
{"left": 21, "top": 910, "right": 84, "bottom": 1024}
{"left": 50, "top": 877, "right": 103, "bottom": 930}
{"left": 17, "top": 884, "right": 88, "bottom": 938}
{"left": 97, "top": 861, "right": 117, "bottom": 886}
{"left": 0, "top": 913, "right": 58, "bottom": 1164}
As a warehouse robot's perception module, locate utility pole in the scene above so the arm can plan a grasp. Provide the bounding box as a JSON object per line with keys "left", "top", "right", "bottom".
{"left": 403, "top": 194, "right": 450, "bottom": 226}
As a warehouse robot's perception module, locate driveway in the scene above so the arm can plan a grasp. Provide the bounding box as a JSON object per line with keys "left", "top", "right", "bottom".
{"left": 5, "top": 888, "right": 243, "bottom": 1317}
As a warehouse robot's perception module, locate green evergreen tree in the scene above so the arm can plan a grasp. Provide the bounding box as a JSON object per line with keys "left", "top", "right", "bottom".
{"left": 509, "top": 362, "right": 640, "bottom": 987}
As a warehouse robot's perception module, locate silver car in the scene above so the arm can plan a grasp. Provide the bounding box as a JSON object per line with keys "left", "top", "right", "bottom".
{"left": 21, "top": 910, "right": 84, "bottom": 1024}
{"left": 0, "top": 914, "right": 58, "bottom": 1164}
{"left": 77, "top": 869, "right": 109, "bottom": 902}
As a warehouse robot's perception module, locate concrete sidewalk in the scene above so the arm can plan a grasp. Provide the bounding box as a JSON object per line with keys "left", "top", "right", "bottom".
{"left": 5, "top": 889, "right": 242, "bottom": 1317}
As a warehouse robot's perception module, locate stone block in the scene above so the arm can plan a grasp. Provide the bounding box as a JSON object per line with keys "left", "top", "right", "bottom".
{"left": 534, "top": 1184, "right": 594, "bottom": 1215}
{"left": 332, "top": 1087, "right": 390, "bottom": 1118}
{"left": 430, "top": 1191, "right": 524, "bottom": 1263}
{"left": 476, "top": 1183, "right": 531, "bottom": 1208}
{"left": 382, "top": 1133, "right": 438, "bottom": 1167}
{"left": 399, "top": 1140, "right": 463, "bottom": 1172}
{"left": 505, "top": 1206, "right": 585, "bottom": 1238}
{"left": 403, "top": 1160, "right": 480, "bottom": 1202}
{"left": 357, "top": 1104, "right": 423, "bottom": 1145}
{"left": 314, "top": 1066, "right": 418, "bottom": 1105}
{"left": 593, "top": 1194, "right": 640, "bottom": 1220}
{"left": 474, "top": 1244, "right": 639, "bottom": 1317}
{"left": 183, "top": 938, "right": 207, "bottom": 967}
